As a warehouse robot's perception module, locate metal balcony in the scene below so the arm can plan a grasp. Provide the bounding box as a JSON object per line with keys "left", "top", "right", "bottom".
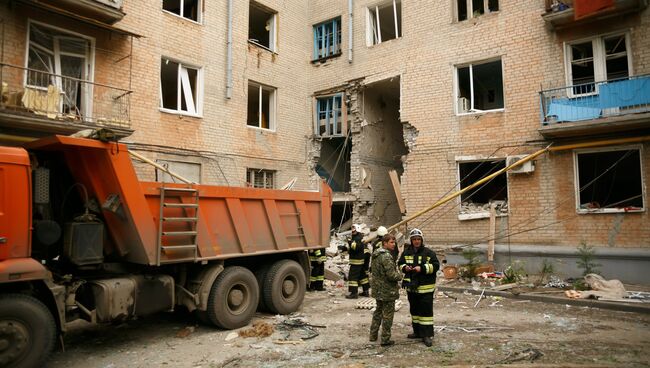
{"left": 542, "top": 0, "right": 648, "bottom": 30}
{"left": 539, "top": 74, "right": 650, "bottom": 138}
{"left": 0, "top": 63, "right": 132, "bottom": 137}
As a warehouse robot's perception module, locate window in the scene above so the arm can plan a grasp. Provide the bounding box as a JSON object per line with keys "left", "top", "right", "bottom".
{"left": 575, "top": 147, "right": 643, "bottom": 213}
{"left": 156, "top": 160, "right": 201, "bottom": 183}
{"left": 456, "top": 0, "right": 499, "bottom": 21}
{"left": 315, "top": 94, "right": 344, "bottom": 136}
{"left": 160, "top": 58, "right": 202, "bottom": 116}
{"left": 249, "top": 1, "right": 277, "bottom": 51}
{"left": 458, "top": 159, "right": 508, "bottom": 219}
{"left": 26, "top": 22, "right": 93, "bottom": 117}
{"left": 247, "top": 82, "right": 276, "bottom": 130}
{"left": 313, "top": 18, "right": 342, "bottom": 60}
{"left": 367, "top": 0, "right": 401, "bottom": 46}
{"left": 247, "top": 168, "right": 275, "bottom": 189}
{"left": 565, "top": 33, "right": 630, "bottom": 95}
{"left": 456, "top": 59, "right": 504, "bottom": 114}
{"left": 162, "top": 0, "right": 201, "bottom": 22}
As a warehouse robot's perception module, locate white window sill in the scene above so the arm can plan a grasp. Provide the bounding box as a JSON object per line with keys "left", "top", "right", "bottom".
{"left": 367, "top": 36, "right": 402, "bottom": 48}
{"left": 458, "top": 212, "right": 508, "bottom": 221}
{"left": 159, "top": 108, "right": 203, "bottom": 118}
{"left": 456, "top": 11, "right": 501, "bottom": 23}
{"left": 248, "top": 40, "right": 278, "bottom": 54}
{"left": 162, "top": 9, "right": 203, "bottom": 25}
{"left": 577, "top": 208, "right": 645, "bottom": 215}
{"left": 456, "top": 108, "right": 505, "bottom": 116}
{"left": 247, "top": 125, "right": 276, "bottom": 133}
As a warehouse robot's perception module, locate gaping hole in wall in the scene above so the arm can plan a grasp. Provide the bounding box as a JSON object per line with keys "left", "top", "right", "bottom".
{"left": 368, "top": 0, "right": 401, "bottom": 45}
{"left": 317, "top": 137, "right": 351, "bottom": 193}
{"left": 249, "top": 2, "right": 276, "bottom": 50}
{"left": 331, "top": 202, "right": 353, "bottom": 231}
{"left": 458, "top": 160, "right": 508, "bottom": 216}
{"left": 163, "top": 0, "right": 200, "bottom": 22}
{"left": 576, "top": 149, "right": 643, "bottom": 212}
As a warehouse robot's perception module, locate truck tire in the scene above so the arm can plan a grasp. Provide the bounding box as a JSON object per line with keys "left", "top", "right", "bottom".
{"left": 254, "top": 264, "right": 271, "bottom": 312}
{"left": 206, "top": 266, "right": 259, "bottom": 329}
{"left": 0, "top": 294, "right": 56, "bottom": 368}
{"left": 263, "top": 260, "right": 306, "bottom": 315}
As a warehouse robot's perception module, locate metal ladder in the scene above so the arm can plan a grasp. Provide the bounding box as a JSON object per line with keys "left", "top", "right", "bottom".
{"left": 156, "top": 183, "right": 199, "bottom": 265}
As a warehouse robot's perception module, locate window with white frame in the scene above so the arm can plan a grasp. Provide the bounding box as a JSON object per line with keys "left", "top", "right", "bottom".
{"left": 160, "top": 58, "right": 202, "bottom": 116}
{"left": 156, "top": 159, "right": 202, "bottom": 183}
{"left": 247, "top": 168, "right": 275, "bottom": 189}
{"left": 575, "top": 147, "right": 643, "bottom": 213}
{"left": 26, "top": 22, "right": 93, "bottom": 117}
{"left": 456, "top": 0, "right": 499, "bottom": 21}
{"left": 456, "top": 59, "right": 504, "bottom": 114}
{"left": 315, "top": 94, "right": 344, "bottom": 137}
{"left": 162, "top": 0, "right": 201, "bottom": 23}
{"left": 366, "top": 0, "right": 401, "bottom": 46}
{"left": 313, "top": 17, "right": 342, "bottom": 60}
{"left": 249, "top": 1, "right": 277, "bottom": 51}
{"left": 565, "top": 33, "right": 630, "bottom": 95}
{"left": 247, "top": 82, "right": 276, "bottom": 130}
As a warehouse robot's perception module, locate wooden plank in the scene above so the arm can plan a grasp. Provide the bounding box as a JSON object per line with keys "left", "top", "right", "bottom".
{"left": 388, "top": 170, "right": 406, "bottom": 214}
{"left": 488, "top": 203, "right": 496, "bottom": 262}
{"left": 263, "top": 199, "right": 289, "bottom": 250}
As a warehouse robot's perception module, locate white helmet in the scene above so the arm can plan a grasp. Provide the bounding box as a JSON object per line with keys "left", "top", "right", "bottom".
{"left": 377, "top": 226, "right": 388, "bottom": 237}
{"left": 351, "top": 224, "right": 360, "bottom": 232}
{"left": 409, "top": 228, "right": 424, "bottom": 243}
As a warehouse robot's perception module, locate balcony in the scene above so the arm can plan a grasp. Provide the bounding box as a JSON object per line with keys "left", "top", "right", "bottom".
{"left": 539, "top": 74, "right": 650, "bottom": 138}
{"left": 20, "top": 0, "right": 125, "bottom": 24}
{"left": 0, "top": 63, "right": 132, "bottom": 138}
{"left": 542, "top": 0, "right": 648, "bottom": 30}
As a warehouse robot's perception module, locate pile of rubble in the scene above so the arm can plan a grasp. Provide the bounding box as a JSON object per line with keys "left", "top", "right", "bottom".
{"left": 460, "top": 200, "right": 508, "bottom": 215}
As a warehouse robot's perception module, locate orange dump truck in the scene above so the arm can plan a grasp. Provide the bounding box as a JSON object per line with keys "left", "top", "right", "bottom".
{"left": 0, "top": 135, "right": 331, "bottom": 368}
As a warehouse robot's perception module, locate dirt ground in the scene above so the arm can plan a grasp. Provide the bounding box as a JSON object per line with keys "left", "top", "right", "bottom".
{"left": 47, "top": 278, "right": 650, "bottom": 368}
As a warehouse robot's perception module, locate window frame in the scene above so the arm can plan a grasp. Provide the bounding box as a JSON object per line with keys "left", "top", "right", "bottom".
{"left": 246, "top": 168, "right": 275, "bottom": 189}
{"left": 563, "top": 31, "right": 633, "bottom": 97}
{"left": 573, "top": 145, "right": 645, "bottom": 214}
{"left": 155, "top": 159, "right": 202, "bottom": 184}
{"left": 314, "top": 93, "right": 346, "bottom": 137}
{"left": 365, "top": 0, "right": 401, "bottom": 46}
{"left": 455, "top": 157, "right": 509, "bottom": 221}
{"left": 454, "top": 58, "right": 505, "bottom": 115}
{"left": 313, "top": 17, "right": 342, "bottom": 61}
{"left": 159, "top": 57, "right": 204, "bottom": 117}
{"left": 247, "top": 81, "right": 277, "bottom": 131}
{"left": 162, "top": 0, "right": 203, "bottom": 24}
{"left": 455, "top": 0, "right": 499, "bottom": 22}
{"left": 248, "top": 2, "right": 278, "bottom": 53}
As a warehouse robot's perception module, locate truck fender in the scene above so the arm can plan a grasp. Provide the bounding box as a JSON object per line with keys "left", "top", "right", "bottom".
{"left": 187, "top": 263, "right": 224, "bottom": 312}
{"left": 0, "top": 258, "right": 49, "bottom": 283}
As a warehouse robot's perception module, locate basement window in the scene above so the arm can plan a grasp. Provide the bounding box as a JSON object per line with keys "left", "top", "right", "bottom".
{"left": 313, "top": 17, "right": 342, "bottom": 60}
{"left": 456, "top": 59, "right": 504, "bottom": 114}
{"left": 156, "top": 160, "right": 201, "bottom": 183}
{"left": 247, "top": 168, "right": 275, "bottom": 189}
{"left": 249, "top": 1, "right": 277, "bottom": 52}
{"left": 457, "top": 0, "right": 499, "bottom": 21}
{"left": 367, "top": 0, "right": 401, "bottom": 46}
{"left": 315, "top": 94, "right": 345, "bottom": 137}
{"left": 575, "top": 147, "right": 644, "bottom": 213}
{"left": 458, "top": 159, "right": 508, "bottom": 220}
{"left": 160, "top": 58, "right": 202, "bottom": 116}
{"left": 247, "top": 82, "right": 276, "bottom": 130}
{"left": 163, "top": 0, "right": 201, "bottom": 22}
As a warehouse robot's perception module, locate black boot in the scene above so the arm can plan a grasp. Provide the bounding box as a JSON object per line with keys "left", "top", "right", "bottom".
{"left": 360, "top": 290, "right": 370, "bottom": 297}
{"left": 407, "top": 324, "right": 420, "bottom": 339}
{"left": 345, "top": 292, "right": 358, "bottom": 299}
{"left": 423, "top": 336, "right": 433, "bottom": 347}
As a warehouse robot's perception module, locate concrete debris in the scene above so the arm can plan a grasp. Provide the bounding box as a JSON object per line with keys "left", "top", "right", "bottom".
{"left": 460, "top": 200, "right": 508, "bottom": 215}
{"left": 498, "top": 348, "right": 543, "bottom": 364}
{"left": 238, "top": 321, "right": 274, "bottom": 338}
{"left": 544, "top": 275, "right": 568, "bottom": 288}
{"left": 565, "top": 274, "right": 627, "bottom": 300}
{"left": 224, "top": 332, "right": 239, "bottom": 341}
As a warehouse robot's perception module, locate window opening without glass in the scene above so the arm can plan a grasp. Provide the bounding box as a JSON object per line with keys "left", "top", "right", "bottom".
{"left": 567, "top": 34, "right": 629, "bottom": 95}
{"left": 457, "top": 59, "right": 504, "bottom": 113}
{"left": 247, "top": 82, "right": 275, "bottom": 130}
{"left": 249, "top": 2, "right": 277, "bottom": 51}
{"left": 163, "top": 0, "right": 201, "bottom": 22}
{"left": 315, "top": 94, "right": 344, "bottom": 136}
{"left": 247, "top": 168, "right": 275, "bottom": 189}
{"left": 457, "top": 0, "right": 499, "bottom": 21}
{"left": 367, "top": 0, "right": 401, "bottom": 46}
{"left": 160, "top": 58, "right": 200, "bottom": 115}
{"left": 313, "top": 17, "right": 342, "bottom": 60}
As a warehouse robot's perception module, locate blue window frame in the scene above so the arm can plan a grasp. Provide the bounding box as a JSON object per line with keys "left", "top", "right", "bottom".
{"left": 315, "top": 94, "right": 344, "bottom": 136}
{"left": 313, "top": 18, "right": 342, "bottom": 60}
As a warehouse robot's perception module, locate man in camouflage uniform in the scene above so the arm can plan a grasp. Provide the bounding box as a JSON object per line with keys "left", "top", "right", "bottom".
{"left": 308, "top": 248, "right": 326, "bottom": 291}
{"left": 369, "top": 234, "right": 402, "bottom": 347}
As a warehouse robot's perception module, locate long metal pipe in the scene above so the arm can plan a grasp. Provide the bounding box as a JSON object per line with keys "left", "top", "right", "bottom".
{"left": 348, "top": 0, "right": 353, "bottom": 63}
{"left": 226, "top": 0, "right": 233, "bottom": 99}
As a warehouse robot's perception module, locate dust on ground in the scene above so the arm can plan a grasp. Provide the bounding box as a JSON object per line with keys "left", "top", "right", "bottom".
{"left": 48, "top": 283, "right": 650, "bottom": 368}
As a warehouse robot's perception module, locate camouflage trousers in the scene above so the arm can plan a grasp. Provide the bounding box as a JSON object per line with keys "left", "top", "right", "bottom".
{"left": 369, "top": 299, "right": 396, "bottom": 344}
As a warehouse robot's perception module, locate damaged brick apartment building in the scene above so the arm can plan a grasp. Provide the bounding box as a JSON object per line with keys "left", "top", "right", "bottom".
{"left": 1, "top": 0, "right": 649, "bottom": 282}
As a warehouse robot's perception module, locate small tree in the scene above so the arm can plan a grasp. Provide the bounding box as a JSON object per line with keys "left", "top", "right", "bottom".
{"left": 502, "top": 261, "right": 526, "bottom": 284}
{"left": 461, "top": 247, "right": 481, "bottom": 278}
{"left": 536, "top": 259, "right": 555, "bottom": 286}
{"left": 576, "top": 242, "right": 601, "bottom": 276}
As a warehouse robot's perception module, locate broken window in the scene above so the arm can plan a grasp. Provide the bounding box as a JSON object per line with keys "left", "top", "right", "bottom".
{"left": 457, "top": 0, "right": 499, "bottom": 21}
{"left": 247, "top": 168, "right": 275, "bottom": 189}
{"left": 575, "top": 148, "right": 643, "bottom": 213}
{"left": 249, "top": 1, "right": 277, "bottom": 51}
{"left": 316, "top": 137, "right": 351, "bottom": 192}
{"left": 313, "top": 17, "right": 342, "bottom": 60}
{"left": 160, "top": 58, "right": 201, "bottom": 115}
{"left": 156, "top": 160, "right": 201, "bottom": 183}
{"left": 163, "top": 0, "right": 201, "bottom": 22}
{"left": 458, "top": 160, "right": 508, "bottom": 218}
{"left": 456, "top": 59, "right": 504, "bottom": 113}
{"left": 367, "top": 0, "right": 401, "bottom": 46}
{"left": 247, "top": 82, "right": 275, "bottom": 130}
{"left": 566, "top": 33, "right": 629, "bottom": 95}
{"left": 26, "top": 22, "right": 92, "bottom": 117}
{"left": 315, "top": 94, "right": 345, "bottom": 137}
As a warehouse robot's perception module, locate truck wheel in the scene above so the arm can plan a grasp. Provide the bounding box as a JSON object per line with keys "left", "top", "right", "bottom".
{"left": 0, "top": 294, "right": 56, "bottom": 368}
{"left": 254, "top": 264, "right": 271, "bottom": 311}
{"left": 263, "top": 260, "right": 306, "bottom": 315}
{"left": 206, "top": 266, "right": 259, "bottom": 329}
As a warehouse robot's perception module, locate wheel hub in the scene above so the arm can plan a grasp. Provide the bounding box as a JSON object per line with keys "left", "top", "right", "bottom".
{"left": 282, "top": 279, "right": 296, "bottom": 297}
{"left": 228, "top": 289, "right": 244, "bottom": 308}
{"left": 0, "top": 321, "right": 30, "bottom": 365}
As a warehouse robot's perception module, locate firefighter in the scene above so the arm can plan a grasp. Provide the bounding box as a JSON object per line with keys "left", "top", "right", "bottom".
{"left": 338, "top": 224, "right": 369, "bottom": 298}
{"left": 398, "top": 228, "right": 440, "bottom": 347}
{"left": 308, "top": 248, "right": 326, "bottom": 291}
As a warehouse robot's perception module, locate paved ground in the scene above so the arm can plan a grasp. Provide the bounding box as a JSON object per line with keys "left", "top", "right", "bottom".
{"left": 48, "top": 281, "right": 650, "bottom": 368}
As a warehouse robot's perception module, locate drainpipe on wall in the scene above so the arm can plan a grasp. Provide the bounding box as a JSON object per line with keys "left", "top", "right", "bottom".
{"left": 226, "top": 0, "right": 233, "bottom": 99}
{"left": 348, "top": 0, "right": 353, "bottom": 63}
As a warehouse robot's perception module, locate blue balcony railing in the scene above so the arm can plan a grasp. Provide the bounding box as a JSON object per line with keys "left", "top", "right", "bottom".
{"left": 540, "top": 74, "right": 650, "bottom": 126}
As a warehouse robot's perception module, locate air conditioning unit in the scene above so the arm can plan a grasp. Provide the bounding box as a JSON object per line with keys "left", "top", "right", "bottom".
{"left": 506, "top": 155, "right": 535, "bottom": 174}
{"left": 458, "top": 97, "right": 470, "bottom": 113}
